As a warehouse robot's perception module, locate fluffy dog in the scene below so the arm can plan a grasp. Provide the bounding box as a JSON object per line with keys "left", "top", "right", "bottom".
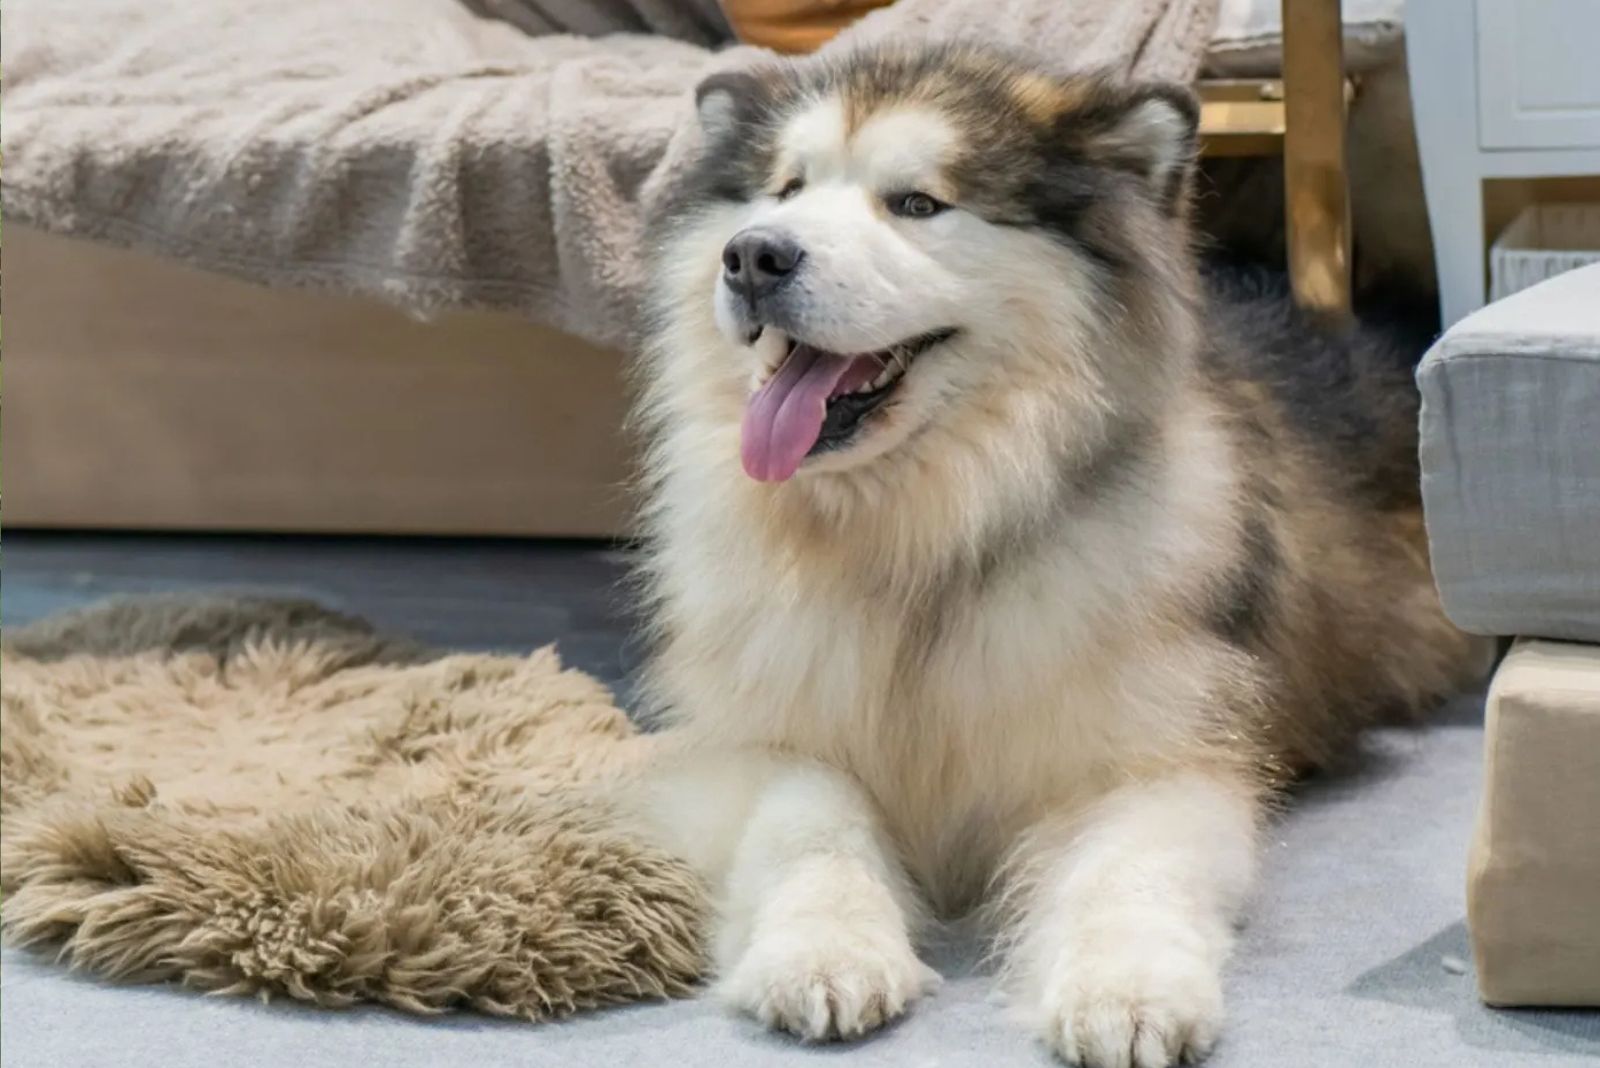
{"left": 626, "top": 44, "right": 1483, "bottom": 1067}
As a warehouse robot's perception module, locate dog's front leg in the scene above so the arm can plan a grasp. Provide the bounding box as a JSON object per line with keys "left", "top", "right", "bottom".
{"left": 638, "top": 751, "right": 938, "bottom": 1040}
{"left": 1003, "top": 769, "right": 1261, "bottom": 1068}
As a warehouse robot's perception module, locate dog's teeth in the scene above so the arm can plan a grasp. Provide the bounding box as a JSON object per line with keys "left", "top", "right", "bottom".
{"left": 870, "top": 368, "right": 894, "bottom": 389}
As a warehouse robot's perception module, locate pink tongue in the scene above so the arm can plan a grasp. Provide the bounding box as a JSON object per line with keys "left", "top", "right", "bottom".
{"left": 741, "top": 345, "right": 877, "bottom": 482}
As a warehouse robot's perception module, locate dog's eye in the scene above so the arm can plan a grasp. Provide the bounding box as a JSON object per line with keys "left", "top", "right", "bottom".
{"left": 776, "top": 177, "right": 805, "bottom": 200}
{"left": 889, "top": 192, "right": 946, "bottom": 218}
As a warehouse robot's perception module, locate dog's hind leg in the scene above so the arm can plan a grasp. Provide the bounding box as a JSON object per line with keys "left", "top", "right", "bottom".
{"left": 632, "top": 749, "right": 939, "bottom": 1041}
{"left": 998, "top": 769, "right": 1262, "bottom": 1068}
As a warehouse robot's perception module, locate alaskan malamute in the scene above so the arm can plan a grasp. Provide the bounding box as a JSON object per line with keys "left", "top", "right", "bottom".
{"left": 628, "top": 44, "right": 1483, "bottom": 1067}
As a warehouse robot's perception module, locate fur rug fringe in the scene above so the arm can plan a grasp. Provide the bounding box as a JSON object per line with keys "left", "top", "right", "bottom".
{"left": 0, "top": 595, "right": 708, "bottom": 1020}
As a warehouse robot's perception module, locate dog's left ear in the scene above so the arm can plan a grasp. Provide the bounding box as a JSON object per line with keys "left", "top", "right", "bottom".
{"left": 1083, "top": 85, "right": 1200, "bottom": 214}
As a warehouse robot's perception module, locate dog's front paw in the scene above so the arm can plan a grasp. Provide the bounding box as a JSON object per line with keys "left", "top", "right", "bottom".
{"left": 1036, "top": 937, "right": 1224, "bottom": 1068}
{"left": 717, "top": 917, "right": 941, "bottom": 1041}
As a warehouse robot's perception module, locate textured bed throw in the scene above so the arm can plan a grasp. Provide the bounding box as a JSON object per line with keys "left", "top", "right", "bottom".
{"left": 0, "top": 595, "right": 708, "bottom": 1020}
{"left": 0, "top": 0, "right": 1219, "bottom": 351}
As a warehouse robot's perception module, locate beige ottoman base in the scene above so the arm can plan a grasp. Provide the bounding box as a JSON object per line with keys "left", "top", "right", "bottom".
{"left": 1469, "top": 638, "right": 1600, "bottom": 1006}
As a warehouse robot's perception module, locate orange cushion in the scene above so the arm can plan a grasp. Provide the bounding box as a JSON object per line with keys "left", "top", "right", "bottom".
{"left": 720, "top": 0, "right": 894, "bottom": 54}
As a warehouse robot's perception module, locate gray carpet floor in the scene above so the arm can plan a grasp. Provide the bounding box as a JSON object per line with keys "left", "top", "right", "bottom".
{"left": 3, "top": 534, "right": 1597, "bottom": 1067}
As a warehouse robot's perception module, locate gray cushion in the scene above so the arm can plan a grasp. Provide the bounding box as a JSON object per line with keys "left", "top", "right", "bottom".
{"left": 1418, "top": 263, "right": 1600, "bottom": 642}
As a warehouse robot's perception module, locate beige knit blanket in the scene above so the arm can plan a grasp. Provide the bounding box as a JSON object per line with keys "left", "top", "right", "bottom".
{"left": 0, "top": 0, "right": 1218, "bottom": 351}
{"left": 0, "top": 595, "right": 706, "bottom": 1018}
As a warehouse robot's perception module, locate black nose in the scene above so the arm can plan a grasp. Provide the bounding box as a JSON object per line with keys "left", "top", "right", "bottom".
{"left": 722, "top": 228, "right": 804, "bottom": 304}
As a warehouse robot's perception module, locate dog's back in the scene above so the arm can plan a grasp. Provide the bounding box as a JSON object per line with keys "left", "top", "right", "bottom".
{"left": 1196, "top": 264, "right": 1483, "bottom": 769}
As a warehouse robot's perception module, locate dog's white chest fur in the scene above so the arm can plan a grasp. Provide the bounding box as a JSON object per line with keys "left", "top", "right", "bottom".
{"left": 658, "top": 527, "right": 1218, "bottom": 908}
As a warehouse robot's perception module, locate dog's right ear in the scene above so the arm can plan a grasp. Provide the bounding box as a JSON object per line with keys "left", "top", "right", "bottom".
{"left": 695, "top": 70, "right": 767, "bottom": 140}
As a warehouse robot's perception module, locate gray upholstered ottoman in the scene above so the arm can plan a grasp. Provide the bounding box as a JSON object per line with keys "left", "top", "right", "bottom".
{"left": 1418, "top": 262, "right": 1600, "bottom": 643}
{"left": 1417, "top": 263, "right": 1600, "bottom": 1007}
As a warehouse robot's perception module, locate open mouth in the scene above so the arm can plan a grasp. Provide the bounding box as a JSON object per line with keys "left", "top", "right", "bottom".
{"left": 740, "top": 328, "right": 956, "bottom": 482}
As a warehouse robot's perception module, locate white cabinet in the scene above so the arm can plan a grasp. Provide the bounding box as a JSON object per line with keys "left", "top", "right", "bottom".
{"left": 1408, "top": 0, "right": 1600, "bottom": 326}
{"left": 1477, "top": 0, "right": 1600, "bottom": 149}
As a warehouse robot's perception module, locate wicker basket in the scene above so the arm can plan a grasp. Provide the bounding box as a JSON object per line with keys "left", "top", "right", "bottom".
{"left": 1490, "top": 202, "right": 1600, "bottom": 302}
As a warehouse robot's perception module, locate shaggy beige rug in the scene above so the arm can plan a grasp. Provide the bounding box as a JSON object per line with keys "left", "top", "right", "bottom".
{"left": 0, "top": 595, "right": 707, "bottom": 1019}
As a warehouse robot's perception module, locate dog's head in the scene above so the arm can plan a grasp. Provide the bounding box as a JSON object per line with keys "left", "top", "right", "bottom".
{"left": 649, "top": 45, "right": 1200, "bottom": 486}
